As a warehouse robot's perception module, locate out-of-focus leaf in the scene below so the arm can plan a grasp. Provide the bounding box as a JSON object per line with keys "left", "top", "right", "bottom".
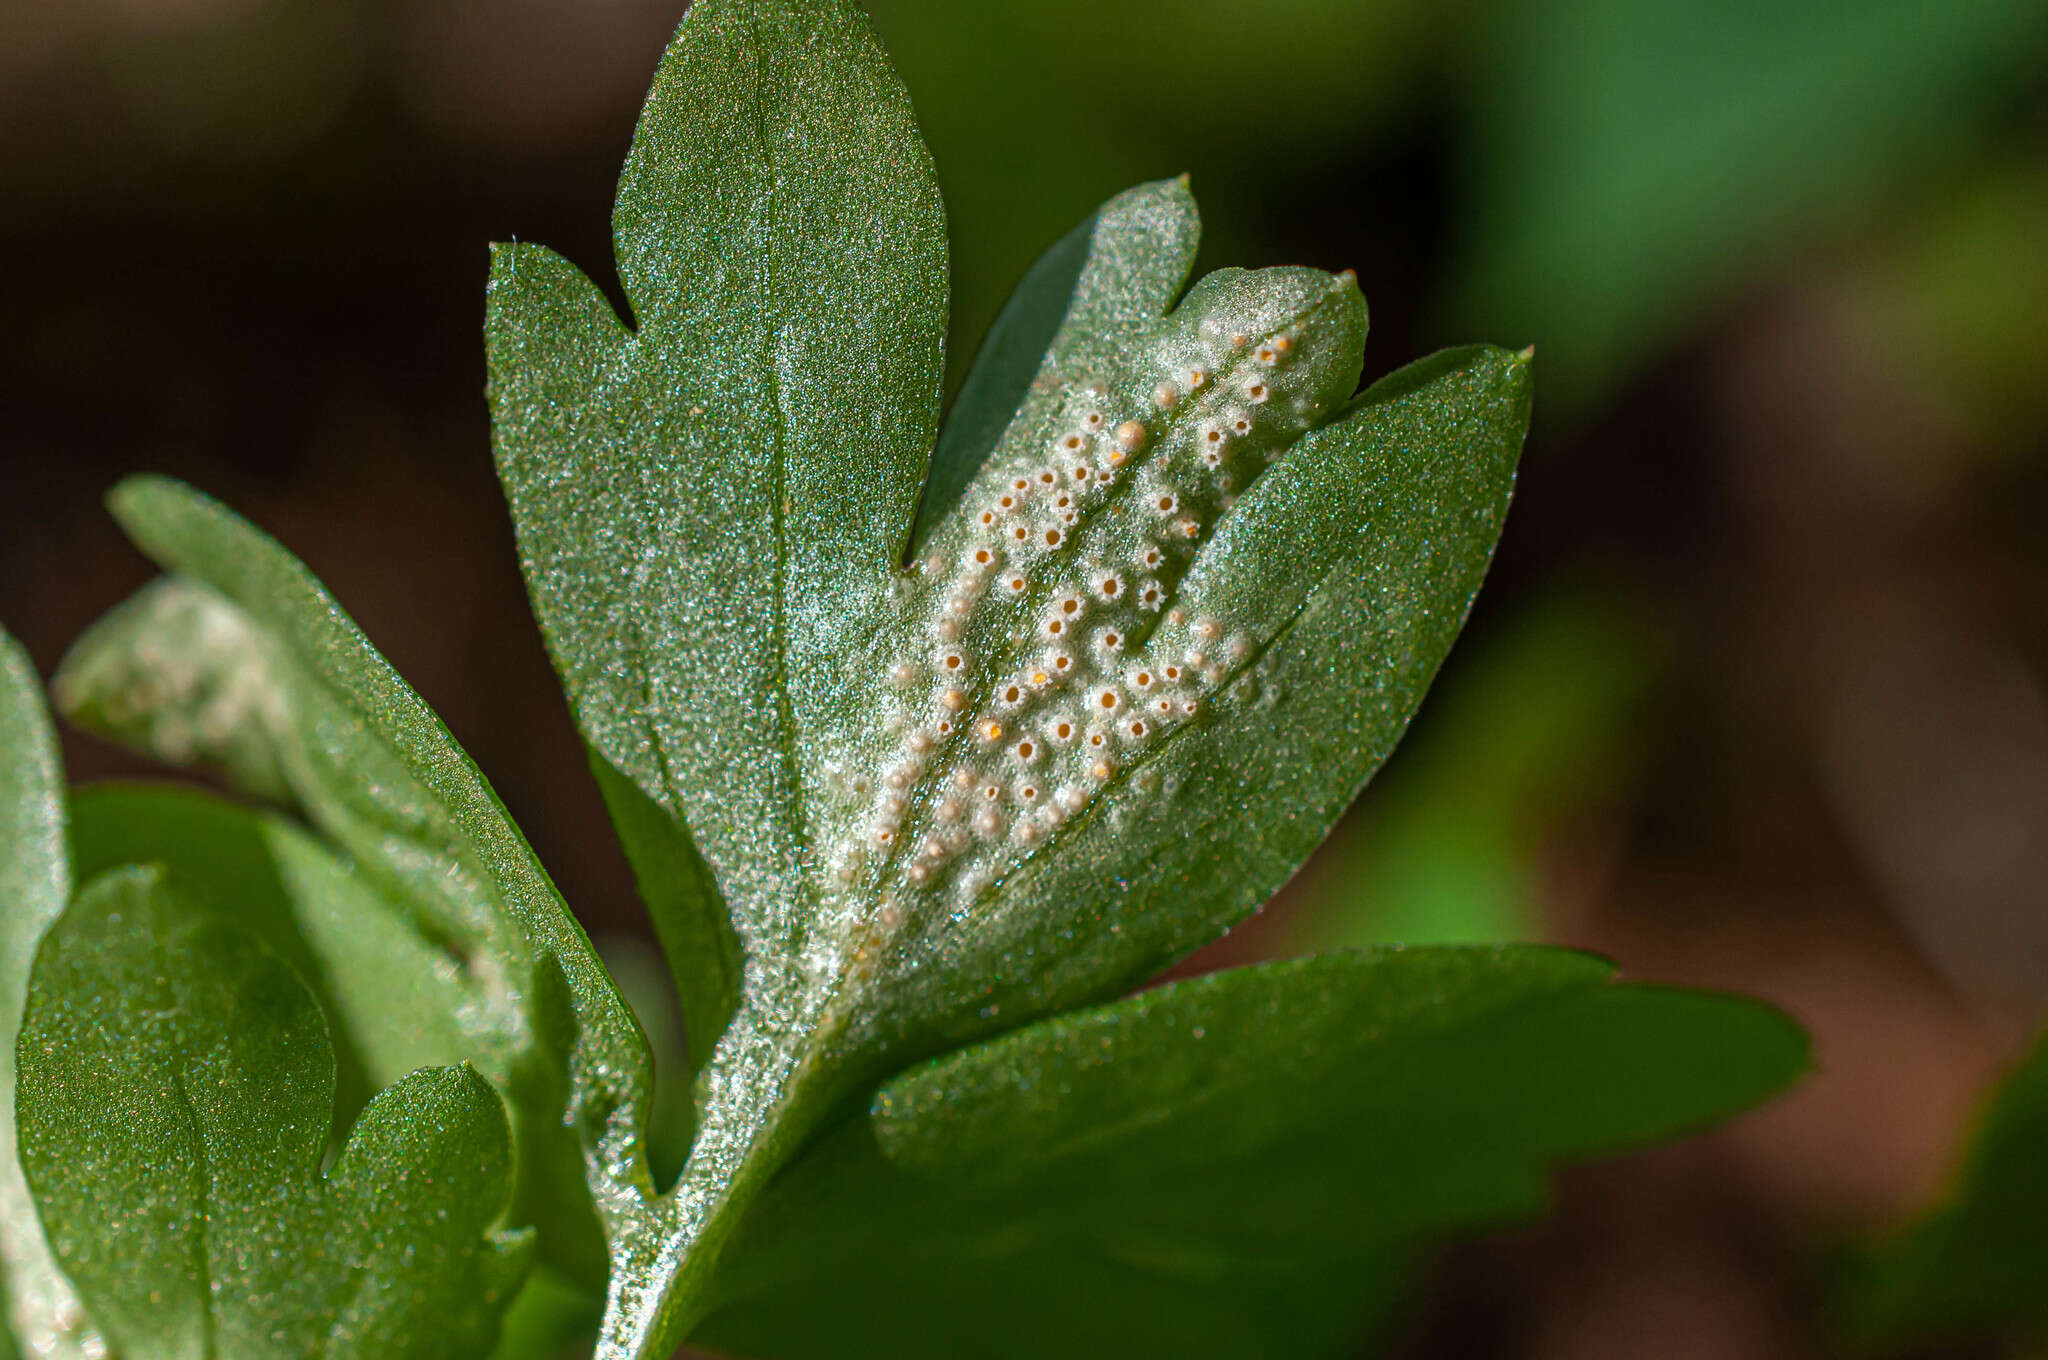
{"left": 1448, "top": 0, "right": 2048, "bottom": 407}
{"left": 67, "top": 782, "right": 479, "bottom": 1128}
{"left": 488, "top": 1268, "right": 604, "bottom": 1360}
{"left": 1835, "top": 1024, "right": 2048, "bottom": 1351}
{"left": 0, "top": 629, "right": 95, "bottom": 1359}
{"left": 54, "top": 483, "right": 639, "bottom": 1290}
{"left": 1289, "top": 583, "right": 1667, "bottom": 949}
{"left": 17, "top": 865, "right": 531, "bottom": 1359}
{"left": 699, "top": 946, "right": 1808, "bottom": 1359}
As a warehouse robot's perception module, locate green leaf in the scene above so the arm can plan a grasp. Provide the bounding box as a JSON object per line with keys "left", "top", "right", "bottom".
{"left": 914, "top": 178, "right": 1203, "bottom": 545}
{"left": 487, "top": 0, "right": 951, "bottom": 1130}
{"left": 488, "top": 0, "right": 1525, "bottom": 1338}
{"left": 1834, "top": 1024, "right": 2048, "bottom": 1351}
{"left": 698, "top": 947, "right": 1807, "bottom": 1360}
{"left": 67, "top": 782, "right": 481, "bottom": 1121}
{"left": 0, "top": 629, "right": 96, "bottom": 1359}
{"left": 53, "top": 486, "right": 642, "bottom": 1292}
{"left": 16, "top": 865, "right": 531, "bottom": 1358}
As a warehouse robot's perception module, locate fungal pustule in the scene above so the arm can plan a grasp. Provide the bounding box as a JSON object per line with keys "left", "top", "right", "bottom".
{"left": 1152, "top": 381, "right": 1181, "bottom": 409}
{"left": 887, "top": 660, "right": 918, "bottom": 688}
{"left": 1095, "top": 628, "right": 1125, "bottom": 653}
{"left": 1115, "top": 420, "right": 1148, "bottom": 454}
{"left": 995, "top": 680, "right": 1028, "bottom": 709}
{"left": 1082, "top": 410, "right": 1105, "bottom": 430}
{"left": 967, "top": 545, "right": 1000, "bottom": 571}
{"left": 1129, "top": 666, "right": 1158, "bottom": 691}
{"left": 1045, "top": 713, "right": 1079, "bottom": 744}
{"left": 1045, "top": 649, "right": 1075, "bottom": 676}
{"left": 940, "top": 687, "right": 969, "bottom": 712}
{"left": 1011, "top": 736, "right": 1041, "bottom": 765}
{"left": 1176, "top": 517, "right": 1202, "bottom": 540}
{"left": 936, "top": 649, "right": 967, "bottom": 674}
{"left": 1137, "top": 544, "right": 1165, "bottom": 571}
{"left": 974, "top": 807, "right": 1005, "bottom": 838}
{"left": 1015, "top": 780, "right": 1042, "bottom": 804}
{"left": 976, "top": 718, "right": 1005, "bottom": 745}
{"left": 1059, "top": 433, "right": 1089, "bottom": 455}
{"left": 1244, "top": 378, "right": 1270, "bottom": 404}
{"left": 1056, "top": 786, "right": 1088, "bottom": 813}
{"left": 1094, "top": 571, "right": 1124, "bottom": 601}
{"left": 1003, "top": 572, "right": 1028, "bottom": 595}
{"left": 1150, "top": 491, "right": 1181, "bottom": 517}
{"left": 1137, "top": 580, "right": 1164, "bottom": 610}
{"left": 1092, "top": 685, "right": 1124, "bottom": 714}
{"left": 1122, "top": 717, "right": 1150, "bottom": 741}
{"left": 1041, "top": 526, "right": 1066, "bottom": 550}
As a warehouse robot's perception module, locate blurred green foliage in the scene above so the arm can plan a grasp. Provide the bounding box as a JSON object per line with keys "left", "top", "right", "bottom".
{"left": 1288, "top": 582, "right": 1668, "bottom": 950}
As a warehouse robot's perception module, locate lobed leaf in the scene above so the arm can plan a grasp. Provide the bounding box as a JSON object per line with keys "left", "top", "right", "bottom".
{"left": 0, "top": 629, "right": 95, "bottom": 1358}
{"left": 16, "top": 865, "right": 530, "bottom": 1357}
{"left": 697, "top": 946, "right": 1808, "bottom": 1359}
{"left": 68, "top": 783, "right": 480, "bottom": 1123}
{"left": 486, "top": 0, "right": 1527, "bottom": 1344}
{"left": 54, "top": 484, "right": 640, "bottom": 1290}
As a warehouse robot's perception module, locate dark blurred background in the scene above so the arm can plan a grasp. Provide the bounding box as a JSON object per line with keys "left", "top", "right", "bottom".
{"left": 3, "top": 1, "right": 2046, "bottom": 1356}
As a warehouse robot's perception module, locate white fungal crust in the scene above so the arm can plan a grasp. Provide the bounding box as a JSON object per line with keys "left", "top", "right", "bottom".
{"left": 823, "top": 261, "right": 1355, "bottom": 919}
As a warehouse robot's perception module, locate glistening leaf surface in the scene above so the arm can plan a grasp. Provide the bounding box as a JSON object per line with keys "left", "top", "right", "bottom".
{"left": 58, "top": 483, "right": 637, "bottom": 1288}
{"left": 1834, "top": 1024, "right": 2048, "bottom": 1350}
{"left": 846, "top": 344, "right": 1529, "bottom": 1064}
{"left": 67, "top": 783, "right": 481, "bottom": 1121}
{"left": 699, "top": 947, "right": 1809, "bottom": 1360}
{"left": 0, "top": 629, "right": 94, "bottom": 1358}
{"left": 487, "top": 0, "right": 945, "bottom": 1056}
{"left": 16, "top": 866, "right": 531, "bottom": 1359}
{"left": 493, "top": 18, "right": 1522, "bottom": 1336}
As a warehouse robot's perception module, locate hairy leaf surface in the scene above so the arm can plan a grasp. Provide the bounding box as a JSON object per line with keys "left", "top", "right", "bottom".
{"left": 68, "top": 783, "right": 481, "bottom": 1124}
{"left": 16, "top": 865, "right": 529, "bottom": 1358}
{"left": 485, "top": 0, "right": 1526, "bottom": 1345}
{"left": 54, "top": 483, "right": 642, "bottom": 1289}
{"left": 0, "top": 629, "right": 94, "bottom": 1358}
{"left": 698, "top": 947, "right": 1807, "bottom": 1359}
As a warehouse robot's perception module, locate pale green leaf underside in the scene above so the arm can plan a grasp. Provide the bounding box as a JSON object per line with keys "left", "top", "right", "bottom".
{"left": 699, "top": 946, "right": 1808, "bottom": 1360}
{"left": 0, "top": 629, "right": 94, "bottom": 1358}
{"left": 488, "top": 0, "right": 1525, "bottom": 1345}
{"left": 57, "top": 483, "right": 641, "bottom": 1288}
{"left": 67, "top": 783, "right": 480, "bottom": 1122}
{"left": 17, "top": 866, "right": 531, "bottom": 1359}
